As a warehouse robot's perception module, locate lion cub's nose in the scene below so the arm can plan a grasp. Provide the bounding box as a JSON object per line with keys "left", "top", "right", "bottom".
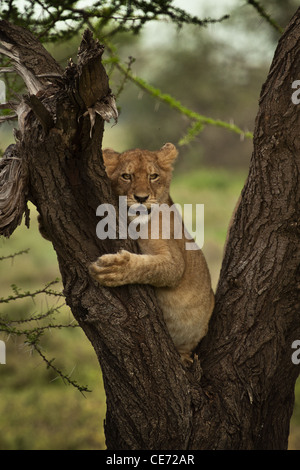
{"left": 134, "top": 195, "right": 149, "bottom": 204}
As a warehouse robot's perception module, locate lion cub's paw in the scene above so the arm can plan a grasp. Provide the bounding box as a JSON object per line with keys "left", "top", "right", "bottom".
{"left": 89, "top": 250, "right": 132, "bottom": 287}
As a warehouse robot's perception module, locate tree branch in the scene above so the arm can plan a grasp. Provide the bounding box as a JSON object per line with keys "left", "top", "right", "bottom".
{"left": 0, "top": 21, "right": 192, "bottom": 450}
{"left": 247, "top": 0, "right": 284, "bottom": 34}
{"left": 24, "top": 94, "right": 54, "bottom": 133}
{"left": 0, "top": 100, "right": 19, "bottom": 109}
{"left": 0, "top": 144, "right": 29, "bottom": 237}
{"left": 104, "top": 42, "right": 253, "bottom": 144}
{"left": 192, "top": 6, "right": 300, "bottom": 449}
{"left": 0, "top": 20, "right": 62, "bottom": 93}
{"left": 0, "top": 66, "right": 14, "bottom": 73}
{"left": 0, "top": 113, "right": 17, "bottom": 122}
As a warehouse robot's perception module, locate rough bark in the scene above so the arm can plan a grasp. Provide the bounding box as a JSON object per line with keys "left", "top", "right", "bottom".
{"left": 0, "top": 10, "right": 300, "bottom": 450}
{"left": 192, "top": 10, "right": 300, "bottom": 449}
{"left": 0, "top": 20, "right": 191, "bottom": 450}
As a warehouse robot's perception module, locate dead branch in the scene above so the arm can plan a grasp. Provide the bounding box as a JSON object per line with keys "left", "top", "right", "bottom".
{"left": 0, "top": 67, "right": 14, "bottom": 73}
{"left": 0, "top": 100, "right": 19, "bottom": 110}
{"left": 24, "top": 94, "right": 54, "bottom": 133}
{"left": 0, "top": 113, "right": 17, "bottom": 123}
{"left": 0, "top": 144, "right": 29, "bottom": 237}
{"left": 0, "top": 20, "right": 62, "bottom": 94}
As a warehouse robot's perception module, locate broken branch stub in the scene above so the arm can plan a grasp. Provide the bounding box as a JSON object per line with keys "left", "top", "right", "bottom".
{"left": 23, "top": 94, "right": 54, "bottom": 133}
{"left": 0, "top": 22, "right": 118, "bottom": 239}
{"left": 77, "top": 29, "right": 109, "bottom": 108}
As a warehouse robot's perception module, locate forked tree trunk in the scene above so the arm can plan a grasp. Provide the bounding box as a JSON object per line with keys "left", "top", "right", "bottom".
{"left": 0, "top": 10, "right": 300, "bottom": 450}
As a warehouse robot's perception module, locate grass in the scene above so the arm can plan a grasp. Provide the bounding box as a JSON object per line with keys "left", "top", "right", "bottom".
{"left": 0, "top": 166, "right": 299, "bottom": 449}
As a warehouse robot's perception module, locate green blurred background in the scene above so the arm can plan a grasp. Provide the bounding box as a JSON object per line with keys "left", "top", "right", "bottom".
{"left": 0, "top": 0, "right": 299, "bottom": 450}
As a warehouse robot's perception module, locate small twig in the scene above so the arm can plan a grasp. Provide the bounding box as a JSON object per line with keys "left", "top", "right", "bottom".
{"left": 36, "top": 73, "right": 62, "bottom": 78}
{"left": 104, "top": 42, "right": 253, "bottom": 143}
{"left": 115, "top": 56, "right": 135, "bottom": 99}
{"left": 0, "top": 280, "right": 64, "bottom": 304}
{"left": 0, "top": 113, "right": 17, "bottom": 122}
{"left": 0, "top": 100, "right": 19, "bottom": 110}
{"left": 0, "top": 248, "right": 30, "bottom": 261}
{"left": 247, "top": 0, "right": 283, "bottom": 34}
{"left": 33, "top": 343, "right": 91, "bottom": 395}
{"left": 0, "top": 67, "right": 15, "bottom": 73}
{"left": 0, "top": 303, "right": 66, "bottom": 325}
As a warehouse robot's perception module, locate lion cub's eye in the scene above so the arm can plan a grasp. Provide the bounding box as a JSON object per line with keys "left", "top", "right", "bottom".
{"left": 121, "top": 173, "right": 131, "bottom": 181}
{"left": 149, "top": 173, "right": 159, "bottom": 181}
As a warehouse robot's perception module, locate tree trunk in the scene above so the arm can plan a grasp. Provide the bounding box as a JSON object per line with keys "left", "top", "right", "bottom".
{"left": 0, "top": 9, "right": 300, "bottom": 450}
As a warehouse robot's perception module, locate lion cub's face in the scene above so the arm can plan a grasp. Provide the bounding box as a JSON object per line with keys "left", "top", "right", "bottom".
{"left": 102, "top": 143, "right": 178, "bottom": 218}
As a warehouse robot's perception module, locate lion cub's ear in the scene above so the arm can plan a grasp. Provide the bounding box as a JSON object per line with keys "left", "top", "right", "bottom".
{"left": 157, "top": 143, "right": 178, "bottom": 170}
{"left": 102, "top": 148, "right": 120, "bottom": 178}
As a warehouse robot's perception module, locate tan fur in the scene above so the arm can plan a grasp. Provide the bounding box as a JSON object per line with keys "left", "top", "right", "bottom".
{"left": 89, "top": 143, "right": 214, "bottom": 363}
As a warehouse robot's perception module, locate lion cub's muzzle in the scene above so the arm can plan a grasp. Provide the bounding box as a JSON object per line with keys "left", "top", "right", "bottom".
{"left": 134, "top": 194, "right": 149, "bottom": 204}
{"left": 128, "top": 203, "right": 152, "bottom": 217}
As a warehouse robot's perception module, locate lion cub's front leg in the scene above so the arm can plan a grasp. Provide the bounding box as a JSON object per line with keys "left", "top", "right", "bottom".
{"left": 89, "top": 248, "right": 184, "bottom": 288}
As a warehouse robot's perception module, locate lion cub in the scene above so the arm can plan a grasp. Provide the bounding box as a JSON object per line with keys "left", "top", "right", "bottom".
{"left": 89, "top": 143, "right": 214, "bottom": 362}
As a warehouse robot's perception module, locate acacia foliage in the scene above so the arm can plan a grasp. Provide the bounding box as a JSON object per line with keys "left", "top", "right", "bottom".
{"left": 0, "top": 0, "right": 228, "bottom": 41}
